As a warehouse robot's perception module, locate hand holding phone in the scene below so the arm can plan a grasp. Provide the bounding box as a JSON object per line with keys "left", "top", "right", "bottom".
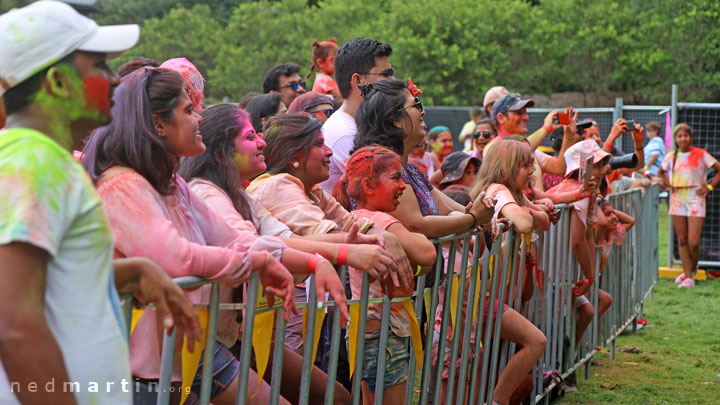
{"left": 583, "top": 156, "right": 594, "bottom": 190}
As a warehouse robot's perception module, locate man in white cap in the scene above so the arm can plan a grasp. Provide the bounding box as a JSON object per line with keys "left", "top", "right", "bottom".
{"left": 0, "top": 2, "right": 200, "bottom": 404}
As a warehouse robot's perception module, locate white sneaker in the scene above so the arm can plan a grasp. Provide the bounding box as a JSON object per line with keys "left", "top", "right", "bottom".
{"left": 679, "top": 277, "right": 695, "bottom": 288}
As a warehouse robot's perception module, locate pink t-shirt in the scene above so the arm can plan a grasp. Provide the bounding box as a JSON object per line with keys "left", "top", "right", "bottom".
{"left": 312, "top": 73, "right": 339, "bottom": 95}
{"left": 661, "top": 147, "right": 717, "bottom": 188}
{"left": 351, "top": 209, "right": 413, "bottom": 337}
{"left": 97, "top": 168, "right": 284, "bottom": 380}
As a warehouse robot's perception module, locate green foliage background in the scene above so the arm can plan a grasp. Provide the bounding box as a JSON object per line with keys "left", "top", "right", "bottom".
{"left": 3, "top": 0, "right": 719, "bottom": 105}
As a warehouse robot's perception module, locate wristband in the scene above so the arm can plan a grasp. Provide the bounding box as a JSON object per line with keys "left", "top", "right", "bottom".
{"left": 573, "top": 190, "right": 581, "bottom": 200}
{"left": 635, "top": 147, "right": 643, "bottom": 151}
{"left": 542, "top": 124, "right": 552, "bottom": 133}
{"left": 467, "top": 212, "right": 478, "bottom": 228}
{"left": 415, "top": 265, "right": 423, "bottom": 276}
{"left": 708, "top": 184, "right": 714, "bottom": 191}
{"left": 263, "top": 252, "right": 272, "bottom": 270}
{"left": 603, "top": 141, "right": 613, "bottom": 150}
{"left": 307, "top": 253, "right": 323, "bottom": 274}
{"left": 336, "top": 244, "right": 349, "bottom": 265}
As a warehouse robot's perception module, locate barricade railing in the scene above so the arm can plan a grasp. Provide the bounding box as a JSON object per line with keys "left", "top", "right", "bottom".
{"left": 122, "top": 184, "right": 659, "bottom": 405}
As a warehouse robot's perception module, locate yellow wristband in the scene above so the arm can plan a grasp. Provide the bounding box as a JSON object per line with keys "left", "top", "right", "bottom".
{"left": 708, "top": 184, "right": 714, "bottom": 191}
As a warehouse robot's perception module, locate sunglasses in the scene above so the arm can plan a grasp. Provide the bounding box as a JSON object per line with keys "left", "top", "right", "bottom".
{"left": 280, "top": 81, "right": 306, "bottom": 92}
{"left": 309, "top": 108, "right": 334, "bottom": 118}
{"left": 362, "top": 67, "right": 395, "bottom": 78}
{"left": 472, "top": 130, "right": 494, "bottom": 139}
{"left": 399, "top": 97, "right": 424, "bottom": 113}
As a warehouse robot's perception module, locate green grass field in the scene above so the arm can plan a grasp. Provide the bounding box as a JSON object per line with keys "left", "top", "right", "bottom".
{"left": 556, "top": 202, "right": 720, "bottom": 404}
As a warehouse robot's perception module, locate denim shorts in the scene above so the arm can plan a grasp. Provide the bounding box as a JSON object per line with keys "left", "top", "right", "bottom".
{"left": 132, "top": 341, "right": 239, "bottom": 405}
{"left": 362, "top": 330, "right": 409, "bottom": 393}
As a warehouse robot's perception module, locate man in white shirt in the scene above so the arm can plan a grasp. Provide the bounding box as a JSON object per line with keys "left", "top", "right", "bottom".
{"left": 0, "top": 2, "right": 200, "bottom": 404}
{"left": 319, "top": 38, "right": 394, "bottom": 194}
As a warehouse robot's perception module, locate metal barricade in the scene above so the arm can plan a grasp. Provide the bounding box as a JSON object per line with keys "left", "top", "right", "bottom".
{"left": 123, "top": 185, "right": 659, "bottom": 405}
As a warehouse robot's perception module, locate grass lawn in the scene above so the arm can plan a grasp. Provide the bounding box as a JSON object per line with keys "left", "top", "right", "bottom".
{"left": 555, "top": 201, "right": 720, "bottom": 404}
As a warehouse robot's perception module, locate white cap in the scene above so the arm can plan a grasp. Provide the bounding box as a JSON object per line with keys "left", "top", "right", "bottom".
{"left": 0, "top": 0, "right": 140, "bottom": 96}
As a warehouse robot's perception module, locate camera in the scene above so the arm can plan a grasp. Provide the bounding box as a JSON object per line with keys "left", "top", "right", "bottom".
{"left": 608, "top": 153, "right": 638, "bottom": 170}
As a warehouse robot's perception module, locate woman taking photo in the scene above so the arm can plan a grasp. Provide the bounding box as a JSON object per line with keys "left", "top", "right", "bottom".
{"left": 82, "top": 68, "right": 341, "bottom": 405}
{"left": 659, "top": 123, "right": 720, "bottom": 288}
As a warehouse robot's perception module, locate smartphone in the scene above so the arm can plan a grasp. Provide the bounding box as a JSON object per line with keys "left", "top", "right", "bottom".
{"left": 557, "top": 112, "right": 570, "bottom": 125}
{"left": 583, "top": 156, "right": 594, "bottom": 189}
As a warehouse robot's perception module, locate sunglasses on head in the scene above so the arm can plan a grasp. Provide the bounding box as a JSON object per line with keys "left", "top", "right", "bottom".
{"left": 362, "top": 67, "right": 395, "bottom": 78}
{"left": 399, "top": 97, "right": 423, "bottom": 113}
{"left": 472, "top": 130, "right": 494, "bottom": 139}
{"left": 309, "top": 108, "right": 334, "bottom": 118}
{"left": 280, "top": 81, "right": 306, "bottom": 92}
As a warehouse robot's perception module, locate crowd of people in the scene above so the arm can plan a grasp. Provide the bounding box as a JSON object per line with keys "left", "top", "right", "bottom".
{"left": 0, "top": 2, "right": 718, "bottom": 405}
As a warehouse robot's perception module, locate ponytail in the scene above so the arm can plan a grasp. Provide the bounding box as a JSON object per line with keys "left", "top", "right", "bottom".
{"left": 332, "top": 174, "right": 352, "bottom": 210}
{"left": 306, "top": 38, "right": 339, "bottom": 79}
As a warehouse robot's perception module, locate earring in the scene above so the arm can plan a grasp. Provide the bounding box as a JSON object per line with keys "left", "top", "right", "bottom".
{"left": 293, "top": 161, "right": 300, "bottom": 168}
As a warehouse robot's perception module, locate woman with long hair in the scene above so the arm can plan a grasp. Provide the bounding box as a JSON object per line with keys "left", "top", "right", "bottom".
{"left": 659, "top": 123, "right": 720, "bottom": 287}
{"left": 81, "top": 68, "right": 310, "bottom": 404}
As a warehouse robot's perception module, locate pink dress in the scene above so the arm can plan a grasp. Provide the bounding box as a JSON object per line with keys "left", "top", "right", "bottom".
{"left": 312, "top": 73, "right": 339, "bottom": 96}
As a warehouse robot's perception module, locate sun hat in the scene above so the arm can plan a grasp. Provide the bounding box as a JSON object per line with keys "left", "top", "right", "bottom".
{"left": 440, "top": 151, "right": 480, "bottom": 185}
{"left": 0, "top": 0, "right": 139, "bottom": 96}
{"left": 563, "top": 139, "right": 611, "bottom": 177}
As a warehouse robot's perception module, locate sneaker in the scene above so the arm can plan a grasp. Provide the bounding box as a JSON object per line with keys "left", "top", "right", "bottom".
{"left": 675, "top": 273, "right": 687, "bottom": 285}
{"left": 679, "top": 277, "right": 695, "bottom": 288}
{"left": 563, "top": 371, "right": 578, "bottom": 392}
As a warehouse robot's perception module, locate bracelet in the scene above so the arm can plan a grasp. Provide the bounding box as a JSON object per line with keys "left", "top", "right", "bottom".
{"left": 336, "top": 244, "right": 349, "bottom": 265}
{"left": 542, "top": 124, "right": 552, "bottom": 133}
{"left": 263, "top": 252, "right": 272, "bottom": 270}
{"left": 307, "top": 253, "right": 323, "bottom": 274}
{"left": 415, "top": 265, "right": 423, "bottom": 276}
{"left": 635, "top": 147, "right": 643, "bottom": 151}
{"left": 467, "top": 212, "right": 478, "bottom": 228}
{"left": 603, "top": 141, "right": 613, "bottom": 150}
{"left": 573, "top": 190, "right": 581, "bottom": 200}
{"left": 708, "top": 184, "right": 714, "bottom": 191}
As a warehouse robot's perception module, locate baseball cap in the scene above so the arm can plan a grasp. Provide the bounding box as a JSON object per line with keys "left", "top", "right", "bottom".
{"left": 491, "top": 93, "right": 535, "bottom": 120}
{"left": 0, "top": 0, "right": 140, "bottom": 96}
{"left": 440, "top": 151, "right": 480, "bottom": 185}
{"left": 483, "top": 86, "right": 509, "bottom": 110}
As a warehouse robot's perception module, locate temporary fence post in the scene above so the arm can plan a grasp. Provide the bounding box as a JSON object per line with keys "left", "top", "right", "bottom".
{"left": 236, "top": 274, "right": 259, "bottom": 405}
{"left": 198, "top": 282, "right": 219, "bottom": 405}
{"left": 432, "top": 240, "right": 458, "bottom": 405}
{"left": 269, "top": 308, "right": 286, "bottom": 405}
{"left": 456, "top": 233, "right": 483, "bottom": 405}
{"left": 298, "top": 277, "right": 318, "bottom": 405}
{"left": 405, "top": 273, "right": 427, "bottom": 404}
{"left": 445, "top": 236, "right": 472, "bottom": 405}
{"left": 156, "top": 327, "right": 177, "bottom": 405}
{"left": 324, "top": 266, "right": 347, "bottom": 405}
{"left": 351, "top": 274, "right": 370, "bottom": 405}
{"left": 668, "top": 84, "right": 678, "bottom": 267}
{"left": 417, "top": 243, "right": 445, "bottom": 405}
{"left": 468, "top": 238, "right": 496, "bottom": 404}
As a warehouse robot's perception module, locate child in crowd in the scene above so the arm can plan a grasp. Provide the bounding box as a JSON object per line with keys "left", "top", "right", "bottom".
{"left": 659, "top": 123, "right": 720, "bottom": 287}
{"left": 432, "top": 151, "right": 479, "bottom": 191}
{"left": 334, "top": 145, "right": 436, "bottom": 404}
{"left": 308, "top": 38, "right": 342, "bottom": 100}
{"left": 469, "top": 139, "right": 548, "bottom": 405}
{"left": 428, "top": 125, "right": 454, "bottom": 167}
{"left": 597, "top": 199, "right": 635, "bottom": 273}
{"left": 408, "top": 130, "right": 435, "bottom": 177}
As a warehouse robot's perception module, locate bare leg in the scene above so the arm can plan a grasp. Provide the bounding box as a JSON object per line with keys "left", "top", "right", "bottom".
{"left": 672, "top": 216, "right": 692, "bottom": 278}
{"left": 264, "top": 346, "right": 351, "bottom": 405}
{"left": 493, "top": 308, "right": 546, "bottom": 404}
{"left": 574, "top": 302, "right": 594, "bottom": 346}
{"left": 210, "top": 370, "right": 291, "bottom": 405}
{"left": 688, "top": 216, "right": 705, "bottom": 271}
{"left": 597, "top": 289, "right": 612, "bottom": 318}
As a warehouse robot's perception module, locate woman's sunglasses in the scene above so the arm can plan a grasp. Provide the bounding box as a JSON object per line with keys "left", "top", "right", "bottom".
{"left": 399, "top": 97, "right": 424, "bottom": 113}
{"left": 472, "top": 130, "right": 495, "bottom": 139}
{"left": 309, "top": 108, "right": 334, "bottom": 118}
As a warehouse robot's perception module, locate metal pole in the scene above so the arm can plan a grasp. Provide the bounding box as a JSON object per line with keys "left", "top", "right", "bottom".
{"left": 199, "top": 283, "right": 219, "bottom": 404}
{"left": 156, "top": 327, "right": 177, "bottom": 405}
{"left": 298, "top": 277, "right": 318, "bottom": 405}
{"left": 324, "top": 266, "right": 346, "bottom": 405}
{"left": 668, "top": 84, "right": 678, "bottom": 267}
{"left": 236, "top": 275, "right": 259, "bottom": 405}
{"left": 614, "top": 97, "right": 624, "bottom": 150}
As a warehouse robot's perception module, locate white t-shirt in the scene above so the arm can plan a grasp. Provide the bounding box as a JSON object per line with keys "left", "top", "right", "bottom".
{"left": 0, "top": 129, "right": 131, "bottom": 404}
{"left": 319, "top": 110, "right": 357, "bottom": 194}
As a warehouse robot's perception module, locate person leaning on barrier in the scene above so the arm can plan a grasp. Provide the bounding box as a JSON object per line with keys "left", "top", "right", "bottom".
{"left": 178, "top": 103, "right": 397, "bottom": 404}
{"left": 469, "top": 139, "right": 548, "bottom": 405}
{"left": 82, "top": 67, "right": 299, "bottom": 405}
{"left": 0, "top": 2, "right": 202, "bottom": 404}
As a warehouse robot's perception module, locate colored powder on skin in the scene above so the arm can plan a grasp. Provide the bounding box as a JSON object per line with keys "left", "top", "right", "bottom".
{"left": 232, "top": 153, "right": 251, "bottom": 173}
{"left": 84, "top": 76, "right": 111, "bottom": 113}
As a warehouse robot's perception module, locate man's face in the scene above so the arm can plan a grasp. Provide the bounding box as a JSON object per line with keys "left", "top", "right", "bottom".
{"left": 276, "top": 73, "right": 306, "bottom": 107}
{"left": 585, "top": 126, "right": 601, "bottom": 146}
{"left": 499, "top": 108, "right": 529, "bottom": 135}
{"left": 354, "top": 56, "right": 394, "bottom": 90}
